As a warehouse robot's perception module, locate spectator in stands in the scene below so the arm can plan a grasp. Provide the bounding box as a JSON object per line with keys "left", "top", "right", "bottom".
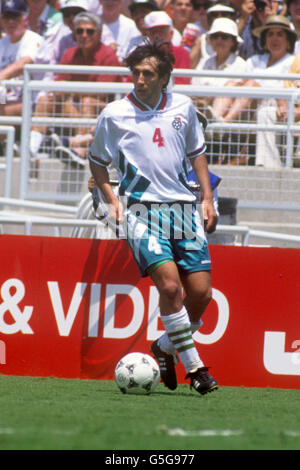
{"left": 144, "top": 10, "right": 191, "bottom": 83}
{"left": 180, "top": 0, "right": 212, "bottom": 52}
{"left": 192, "top": 18, "right": 246, "bottom": 89}
{"left": 192, "top": 17, "right": 247, "bottom": 164}
{"left": 230, "top": 0, "right": 285, "bottom": 18}
{"left": 29, "top": 12, "right": 120, "bottom": 168}
{"left": 124, "top": 0, "right": 159, "bottom": 57}
{"left": 170, "top": 0, "right": 194, "bottom": 45}
{"left": 33, "top": 0, "right": 89, "bottom": 67}
{"left": 189, "top": 1, "right": 237, "bottom": 68}
{"left": 99, "top": 0, "right": 140, "bottom": 62}
{"left": 26, "top": 0, "right": 63, "bottom": 35}
{"left": 190, "top": 0, "right": 211, "bottom": 32}
{"left": 0, "top": 0, "right": 42, "bottom": 116}
{"left": 238, "top": 0, "right": 274, "bottom": 60}
{"left": 216, "top": 15, "right": 297, "bottom": 168}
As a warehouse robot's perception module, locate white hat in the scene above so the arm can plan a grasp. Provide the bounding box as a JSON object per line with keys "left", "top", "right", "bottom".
{"left": 208, "top": 17, "right": 243, "bottom": 43}
{"left": 207, "top": 4, "right": 235, "bottom": 14}
{"left": 60, "top": 0, "right": 88, "bottom": 10}
{"left": 144, "top": 11, "right": 173, "bottom": 29}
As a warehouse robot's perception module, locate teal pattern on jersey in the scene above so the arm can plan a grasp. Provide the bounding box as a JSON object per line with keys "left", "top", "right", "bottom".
{"left": 118, "top": 151, "right": 151, "bottom": 205}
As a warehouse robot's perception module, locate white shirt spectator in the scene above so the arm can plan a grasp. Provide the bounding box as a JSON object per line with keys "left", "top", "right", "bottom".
{"left": 245, "top": 52, "right": 295, "bottom": 88}
{"left": 101, "top": 13, "right": 140, "bottom": 61}
{"left": 193, "top": 52, "right": 246, "bottom": 87}
{"left": 0, "top": 29, "right": 41, "bottom": 68}
{"left": 0, "top": 29, "right": 42, "bottom": 100}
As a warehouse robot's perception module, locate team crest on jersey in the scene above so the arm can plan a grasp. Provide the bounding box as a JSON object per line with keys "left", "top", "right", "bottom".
{"left": 172, "top": 117, "right": 182, "bottom": 130}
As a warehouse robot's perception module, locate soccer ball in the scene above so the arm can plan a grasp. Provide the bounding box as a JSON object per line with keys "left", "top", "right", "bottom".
{"left": 115, "top": 352, "right": 160, "bottom": 395}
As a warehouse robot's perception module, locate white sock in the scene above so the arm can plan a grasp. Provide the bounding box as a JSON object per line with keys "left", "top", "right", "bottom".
{"left": 160, "top": 307, "right": 204, "bottom": 373}
{"left": 158, "top": 319, "right": 203, "bottom": 355}
{"left": 30, "top": 131, "right": 44, "bottom": 158}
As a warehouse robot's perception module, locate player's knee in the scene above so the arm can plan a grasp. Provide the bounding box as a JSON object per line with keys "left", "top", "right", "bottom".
{"left": 159, "top": 279, "right": 182, "bottom": 303}
{"left": 192, "top": 285, "right": 212, "bottom": 309}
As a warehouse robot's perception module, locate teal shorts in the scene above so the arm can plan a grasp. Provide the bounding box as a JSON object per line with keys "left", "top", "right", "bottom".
{"left": 125, "top": 201, "right": 211, "bottom": 277}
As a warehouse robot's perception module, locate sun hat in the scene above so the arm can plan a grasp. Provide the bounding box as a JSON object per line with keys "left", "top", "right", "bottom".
{"left": 207, "top": 17, "right": 243, "bottom": 43}
{"left": 207, "top": 3, "right": 235, "bottom": 14}
{"left": 60, "top": 0, "right": 88, "bottom": 11}
{"left": 252, "top": 15, "right": 298, "bottom": 40}
{"left": 144, "top": 11, "right": 173, "bottom": 29}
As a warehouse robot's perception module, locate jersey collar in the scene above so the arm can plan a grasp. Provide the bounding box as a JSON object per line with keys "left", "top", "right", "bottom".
{"left": 127, "top": 90, "right": 167, "bottom": 111}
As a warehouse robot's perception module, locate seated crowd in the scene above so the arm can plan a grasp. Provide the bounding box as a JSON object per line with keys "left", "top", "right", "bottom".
{"left": 1, "top": 0, "right": 300, "bottom": 168}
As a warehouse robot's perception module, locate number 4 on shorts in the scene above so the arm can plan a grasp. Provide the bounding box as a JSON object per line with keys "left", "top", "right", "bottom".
{"left": 148, "top": 235, "right": 162, "bottom": 254}
{"left": 153, "top": 128, "right": 164, "bottom": 147}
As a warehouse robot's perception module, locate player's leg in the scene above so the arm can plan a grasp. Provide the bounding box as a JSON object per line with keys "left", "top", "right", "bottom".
{"left": 181, "top": 270, "right": 212, "bottom": 323}
{"left": 150, "top": 262, "right": 211, "bottom": 392}
{"left": 149, "top": 260, "right": 182, "bottom": 390}
{"left": 152, "top": 201, "right": 218, "bottom": 394}
{"left": 180, "top": 270, "right": 218, "bottom": 394}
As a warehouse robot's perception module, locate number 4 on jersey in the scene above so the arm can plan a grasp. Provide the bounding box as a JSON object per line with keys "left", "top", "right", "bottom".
{"left": 153, "top": 128, "right": 164, "bottom": 147}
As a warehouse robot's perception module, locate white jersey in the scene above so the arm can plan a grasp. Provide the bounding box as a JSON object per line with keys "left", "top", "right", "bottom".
{"left": 90, "top": 92, "right": 206, "bottom": 203}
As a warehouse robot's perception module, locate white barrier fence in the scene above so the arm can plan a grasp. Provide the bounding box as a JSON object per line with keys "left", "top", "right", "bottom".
{"left": 1, "top": 196, "right": 300, "bottom": 247}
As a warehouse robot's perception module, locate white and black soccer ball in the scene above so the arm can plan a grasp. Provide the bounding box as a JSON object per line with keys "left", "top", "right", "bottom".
{"left": 115, "top": 352, "right": 160, "bottom": 395}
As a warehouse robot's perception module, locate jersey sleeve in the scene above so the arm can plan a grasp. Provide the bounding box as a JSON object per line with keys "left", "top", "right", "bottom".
{"left": 89, "top": 110, "right": 114, "bottom": 167}
{"left": 185, "top": 102, "right": 206, "bottom": 159}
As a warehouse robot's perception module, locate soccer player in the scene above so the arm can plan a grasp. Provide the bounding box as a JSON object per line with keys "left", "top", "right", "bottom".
{"left": 89, "top": 42, "right": 218, "bottom": 395}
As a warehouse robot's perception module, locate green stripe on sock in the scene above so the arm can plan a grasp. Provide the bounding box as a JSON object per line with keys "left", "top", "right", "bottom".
{"left": 177, "top": 343, "right": 195, "bottom": 353}
{"left": 172, "top": 334, "right": 193, "bottom": 346}
{"left": 168, "top": 326, "right": 191, "bottom": 338}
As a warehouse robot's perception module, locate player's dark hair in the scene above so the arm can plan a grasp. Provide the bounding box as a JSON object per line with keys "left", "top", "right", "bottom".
{"left": 125, "top": 41, "right": 175, "bottom": 89}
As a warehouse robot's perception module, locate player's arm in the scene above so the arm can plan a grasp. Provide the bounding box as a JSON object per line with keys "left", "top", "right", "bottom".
{"left": 190, "top": 153, "right": 218, "bottom": 234}
{"left": 89, "top": 160, "right": 124, "bottom": 223}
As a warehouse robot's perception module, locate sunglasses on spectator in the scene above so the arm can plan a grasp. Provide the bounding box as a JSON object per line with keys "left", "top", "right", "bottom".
{"left": 75, "top": 28, "right": 96, "bottom": 36}
{"left": 193, "top": 2, "right": 210, "bottom": 9}
{"left": 63, "top": 9, "right": 84, "bottom": 17}
{"left": 208, "top": 11, "right": 234, "bottom": 19}
{"left": 210, "top": 32, "right": 233, "bottom": 40}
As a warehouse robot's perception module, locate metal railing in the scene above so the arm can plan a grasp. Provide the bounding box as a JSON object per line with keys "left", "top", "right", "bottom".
{"left": 1, "top": 210, "right": 300, "bottom": 246}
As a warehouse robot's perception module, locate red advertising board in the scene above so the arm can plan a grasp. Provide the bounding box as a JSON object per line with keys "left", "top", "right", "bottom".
{"left": 0, "top": 234, "right": 299, "bottom": 389}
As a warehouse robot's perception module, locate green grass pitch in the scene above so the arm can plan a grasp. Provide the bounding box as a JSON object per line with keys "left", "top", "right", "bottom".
{"left": 0, "top": 375, "right": 299, "bottom": 450}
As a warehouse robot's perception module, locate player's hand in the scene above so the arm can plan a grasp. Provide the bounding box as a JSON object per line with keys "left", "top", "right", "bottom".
{"left": 108, "top": 197, "right": 124, "bottom": 225}
{"left": 202, "top": 199, "right": 218, "bottom": 234}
